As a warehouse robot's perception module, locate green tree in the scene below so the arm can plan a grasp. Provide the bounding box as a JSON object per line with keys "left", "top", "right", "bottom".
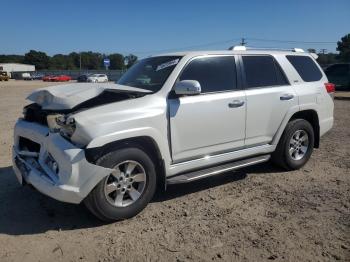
{"left": 125, "top": 54, "right": 138, "bottom": 68}
{"left": 68, "top": 52, "right": 81, "bottom": 69}
{"left": 80, "top": 51, "right": 103, "bottom": 70}
{"left": 0, "top": 55, "right": 25, "bottom": 63}
{"left": 108, "top": 53, "right": 124, "bottom": 70}
{"left": 307, "top": 48, "right": 316, "bottom": 53}
{"left": 23, "top": 50, "right": 50, "bottom": 70}
{"left": 49, "top": 54, "right": 76, "bottom": 70}
{"left": 336, "top": 33, "right": 350, "bottom": 62}
{"left": 317, "top": 53, "right": 338, "bottom": 66}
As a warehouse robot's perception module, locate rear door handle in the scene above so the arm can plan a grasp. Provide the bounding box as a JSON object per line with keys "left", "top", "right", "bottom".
{"left": 228, "top": 100, "right": 245, "bottom": 108}
{"left": 280, "top": 94, "right": 294, "bottom": 101}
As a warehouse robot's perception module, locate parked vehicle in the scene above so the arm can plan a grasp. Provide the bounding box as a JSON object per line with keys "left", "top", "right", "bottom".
{"left": 51, "top": 75, "right": 72, "bottom": 82}
{"left": 87, "top": 74, "right": 108, "bottom": 82}
{"left": 0, "top": 71, "right": 10, "bottom": 81}
{"left": 42, "top": 75, "right": 55, "bottom": 81}
{"left": 21, "top": 73, "right": 31, "bottom": 80}
{"left": 12, "top": 47, "right": 334, "bottom": 221}
{"left": 23, "top": 73, "right": 44, "bottom": 80}
{"left": 77, "top": 74, "right": 91, "bottom": 82}
{"left": 324, "top": 63, "right": 350, "bottom": 90}
{"left": 43, "top": 75, "right": 71, "bottom": 82}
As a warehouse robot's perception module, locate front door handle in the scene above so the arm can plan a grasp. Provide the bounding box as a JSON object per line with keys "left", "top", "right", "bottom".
{"left": 228, "top": 100, "right": 245, "bottom": 108}
{"left": 280, "top": 94, "right": 294, "bottom": 101}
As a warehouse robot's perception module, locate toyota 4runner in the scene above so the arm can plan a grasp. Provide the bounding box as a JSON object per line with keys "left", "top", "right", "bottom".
{"left": 12, "top": 47, "right": 334, "bottom": 221}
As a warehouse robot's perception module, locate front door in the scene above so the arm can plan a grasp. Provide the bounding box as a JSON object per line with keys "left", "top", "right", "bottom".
{"left": 169, "top": 56, "right": 246, "bottom": 163}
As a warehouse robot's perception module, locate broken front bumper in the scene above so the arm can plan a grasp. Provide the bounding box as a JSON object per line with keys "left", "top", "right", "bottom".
{"left": 12, "top": 119, "right": 113, "bottom": 204}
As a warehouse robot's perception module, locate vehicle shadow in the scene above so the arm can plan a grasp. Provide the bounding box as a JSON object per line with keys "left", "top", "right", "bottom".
{"left": 0, "top": 162, "right": 284, "bottom": 236}
{"left": 0, "top": 166, "right": 105, "bottom": 236}
{"left": 153, "top": 161, "right": 285, "bottom": 202}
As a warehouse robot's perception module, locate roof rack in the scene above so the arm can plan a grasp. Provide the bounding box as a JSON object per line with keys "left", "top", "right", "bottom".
{"left": 229, "top": 46, "right": 305, "bottom": 52}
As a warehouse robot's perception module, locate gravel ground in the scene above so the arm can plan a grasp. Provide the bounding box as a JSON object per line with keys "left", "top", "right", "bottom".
{"left": 0, "top": 80, "right": 349, "bottom": 262}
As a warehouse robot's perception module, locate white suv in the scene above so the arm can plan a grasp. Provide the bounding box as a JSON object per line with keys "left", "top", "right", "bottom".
{"left": 87, "top": 74, "right": 108, "bottom": 82}
{"left": 12, "top": 47, "right": 334, "bottom": 221}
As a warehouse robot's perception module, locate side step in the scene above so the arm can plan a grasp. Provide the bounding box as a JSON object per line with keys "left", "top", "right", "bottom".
{"left": 167, "top": 155, "right": 270, "bottom": 184}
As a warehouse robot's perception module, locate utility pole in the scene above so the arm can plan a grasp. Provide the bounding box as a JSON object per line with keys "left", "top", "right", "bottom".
{"left": 240, "top": 37, "right": 247, "bottom": 46}
{"left": 79, "top": 52, "right": 82, "bottom": 72}
{"left": 320, "top": 48, "right": 327, "bottom": 54}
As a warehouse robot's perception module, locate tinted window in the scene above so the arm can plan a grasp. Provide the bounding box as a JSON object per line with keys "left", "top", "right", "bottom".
{"left": 286, "top": 55, "right": 322, "bottom": 82}
{"left": 242, "top": 56, "right": 289, "bottom": 88}
{"left": 179, "top": 56, "right": 237, "bottom": 93}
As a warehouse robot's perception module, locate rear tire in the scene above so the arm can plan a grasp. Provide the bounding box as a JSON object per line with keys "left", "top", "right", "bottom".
{"left": 84, "top": 147, "right": 157, "bottom": 222}
{"left": 272, "top": 119, "right": 314, "bottom": 170}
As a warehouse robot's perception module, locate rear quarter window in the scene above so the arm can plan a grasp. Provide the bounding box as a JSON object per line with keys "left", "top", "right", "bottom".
{"left": 286, "top": 55, "right": 323, "bottom": 82}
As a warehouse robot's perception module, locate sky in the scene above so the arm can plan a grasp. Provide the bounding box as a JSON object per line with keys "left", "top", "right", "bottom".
{"left": 2, "top": 0, "right": 350, "bottom": 58}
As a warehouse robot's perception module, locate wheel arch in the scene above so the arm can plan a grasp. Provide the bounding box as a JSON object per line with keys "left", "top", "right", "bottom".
{"left": 289, "top": 110, "right": 320, "bottom": 148}
{"left": 85, "top": 136, "right": 167, "bottom": 191}
{"left": 273, "top": 108, "right": 320, "bottom": 148}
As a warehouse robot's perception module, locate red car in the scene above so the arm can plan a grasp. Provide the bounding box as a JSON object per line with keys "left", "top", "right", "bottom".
{"left": 43, "top": 75, "right": 71, "bottom": 82}
{"left": 42, "top": 75, "right": 55, "bottom": 81}
{"left": 51, "top": 75, "right": 72, "bottom": 82}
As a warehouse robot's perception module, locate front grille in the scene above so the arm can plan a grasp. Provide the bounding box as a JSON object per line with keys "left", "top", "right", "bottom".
{"left": 24, "top": 103, "right": 48, "bottom": 125}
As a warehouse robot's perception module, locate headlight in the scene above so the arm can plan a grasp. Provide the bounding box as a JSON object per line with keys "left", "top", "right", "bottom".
{"left": 47, "top": 114, "right": 76, "bottom": 138}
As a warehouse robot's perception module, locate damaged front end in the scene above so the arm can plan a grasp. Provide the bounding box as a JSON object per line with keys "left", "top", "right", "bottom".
{"left": 12, "top": 119, "right": 115, "bottom": 203}
{"left": 12, "top": 83, "right": 150, "bottom": 204}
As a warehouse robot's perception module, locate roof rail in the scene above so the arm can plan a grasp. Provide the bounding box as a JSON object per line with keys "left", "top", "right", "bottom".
{"left": 229, "top": 46, "right": 305, "bottom": 52}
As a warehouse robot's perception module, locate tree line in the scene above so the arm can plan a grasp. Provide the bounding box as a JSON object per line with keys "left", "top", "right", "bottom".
{"left": 306, "top": 34, "right": 349, "bottom": 65}
{"left": 0, "top": 51, "right": 138, "bottom": 70}
{"left": 0, "top": 34, "right": 349, "bottom": 70}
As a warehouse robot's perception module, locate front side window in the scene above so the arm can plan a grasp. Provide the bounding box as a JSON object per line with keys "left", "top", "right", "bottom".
{"left": 242, "top": 56, "right": 289, "bottom": 88}
{"left": 118, "top": 56, "right": 182, "bottom": 92}
{"left": 286, "top": 55, "right": 323, "bottom": 82}
{"left": 179, "top": 56, "right": 237, "bottom": 93}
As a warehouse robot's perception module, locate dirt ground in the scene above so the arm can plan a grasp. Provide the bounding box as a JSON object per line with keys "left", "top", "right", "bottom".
{"left": 0, "top": 80, "right": 349, "bottom": 262}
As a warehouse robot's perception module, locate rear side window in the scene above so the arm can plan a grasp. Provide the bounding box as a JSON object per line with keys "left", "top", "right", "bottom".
{"left": 179, "top": 56, "right": 237, "bottom": 93}
{"left": 286, "top": 55, "right": 323, "bottom": 82}
{"left": 242, "top": 56, "right": 288, "bottom": 88}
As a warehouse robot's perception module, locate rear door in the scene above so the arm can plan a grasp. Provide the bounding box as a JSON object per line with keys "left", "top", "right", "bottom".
{"left": 241, "top": 55, "right": 298, "bottom": 147}
{"left": 168, "top": 55, "right": 246, "bottom": 162}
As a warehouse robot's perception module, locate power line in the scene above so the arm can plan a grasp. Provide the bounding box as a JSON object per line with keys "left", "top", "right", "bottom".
{"left": 247, "top": 37, "right": 336, "bottom": 44}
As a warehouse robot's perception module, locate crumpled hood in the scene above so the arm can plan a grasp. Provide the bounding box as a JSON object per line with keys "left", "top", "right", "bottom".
{"left": 27, "top": 83, "right": 151, "bottom": 110}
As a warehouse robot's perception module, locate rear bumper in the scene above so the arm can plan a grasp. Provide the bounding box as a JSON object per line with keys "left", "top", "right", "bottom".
{"left": 12, "top": 119, "right": 113, "bottom": 204}
{"left": 320, "top": 117, "right": 334, "bottom": 137}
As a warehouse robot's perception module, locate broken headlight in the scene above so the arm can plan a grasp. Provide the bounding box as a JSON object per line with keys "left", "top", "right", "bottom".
{"left": 47, "top": 114, "right": 76, "bottom": 138}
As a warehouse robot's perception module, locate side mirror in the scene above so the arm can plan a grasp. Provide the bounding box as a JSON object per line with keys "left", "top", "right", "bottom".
{"left": 174, "top": 80, "right": 201, "bottom": 95}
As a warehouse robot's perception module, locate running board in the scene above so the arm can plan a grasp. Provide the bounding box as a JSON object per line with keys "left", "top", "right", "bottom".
{"left": 167, "top": 155, "right": 270, "bottom": 184}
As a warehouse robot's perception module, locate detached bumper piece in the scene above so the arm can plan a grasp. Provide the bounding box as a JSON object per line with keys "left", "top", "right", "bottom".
{"left": 12, "top": 120, "right": 114, "bottom": 204}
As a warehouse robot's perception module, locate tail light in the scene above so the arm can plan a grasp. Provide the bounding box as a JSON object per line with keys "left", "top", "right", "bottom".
{"left": 324, "top": 83, "right": 335, "bottom": 99}
{"left": 324, "top": 83, "right": 335, "bottom": 93}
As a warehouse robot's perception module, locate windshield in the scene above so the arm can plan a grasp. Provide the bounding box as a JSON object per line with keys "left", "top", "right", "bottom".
{"left": 117, "top": 56, "right": 182, "bottom": 92}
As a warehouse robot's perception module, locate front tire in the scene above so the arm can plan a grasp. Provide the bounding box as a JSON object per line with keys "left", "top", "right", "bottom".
{"left": 272, "top": 119, "right": 314, "bottom": 170}
{"left": 84, "top": 147, "right": 157, "bottom": 221}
